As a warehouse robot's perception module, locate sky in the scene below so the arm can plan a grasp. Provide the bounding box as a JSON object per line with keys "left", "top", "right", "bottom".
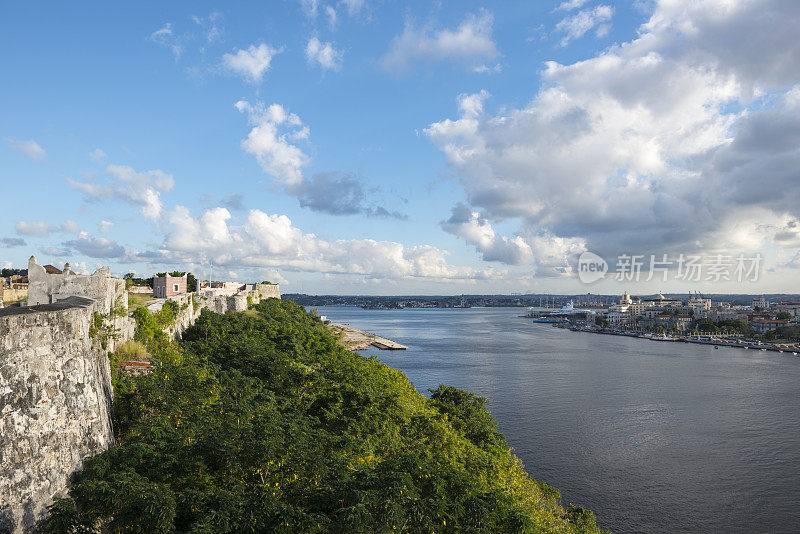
{"left": 1, "top": 0, "right": 799, "bottom": 295}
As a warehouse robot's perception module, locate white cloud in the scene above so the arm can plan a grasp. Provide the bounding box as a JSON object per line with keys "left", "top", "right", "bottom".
{"left": 381, "top": 9, "right": 499, "bottom": 73}
{"left": 65, "top": 234, "right": 125, "bottom": 258}
{"left": 15, "top": 221, "right": 53, "bottom": 237}
{"left": 6, "top": 138, "right": 46, "bottom": 160}
{"left": 192, "top": 12, "right": 222, "bottom": 44}
{"left": 340, "top": 0, "right": 365, "bottom": 16}
{"left": 148, "top": 23, "right": 182, "bottom": 59}
{"left": 97, "top": 220, "right": 114, "bottom": 234}
{"left": 15, "top": 220, "right": 83, "bottom": 237}
{"left": 235, "top": 100, "right": 308, "bottom": 185}
{"left": 555, "top": 5, "right": 613, "bottom": 47}
{"left": 60, "top": 220, "right": 81, "bottom": 234}
{"left": 235, "top": 101, "right": 404, "bottom": 217}
{"left": 426, "top": 0, "right": 800, "bottom": 268}
{"left": 69, "top": 164, "right": 174, "bottom": 220}
{"left": 222, "top": 43, "right": 281, "bottom": 83}
{"left": 1, "top": 237, "right": 26, "bottom": 248}
{"left": 557, "top": 0, "right": 589, "bottom": 10}
{"left": 129, "top": 206, "right": 502, "bottom": 282}
{"left": 89, "top": 148, "right": 107, "bottom": 161}
{"left": 441, "top": 203, "right": 533, "bottom": 265}
{"left": 325, "top": 6, "right": 338, "bottom": 28}
{"left": 305, "top": 37, "right": 343, "bottom": 71}
{"left": 300, "top": 0, "right": 320, "bottom": 18}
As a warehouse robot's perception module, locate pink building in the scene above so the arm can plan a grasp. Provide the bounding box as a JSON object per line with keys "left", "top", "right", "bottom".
{"left": 153, "top": 274, "right": 187, "bottom": 298}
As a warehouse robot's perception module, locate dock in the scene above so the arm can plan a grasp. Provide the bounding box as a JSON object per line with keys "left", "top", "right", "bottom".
{"left": 328, "top": 323, "right": 407, "bottom": 351}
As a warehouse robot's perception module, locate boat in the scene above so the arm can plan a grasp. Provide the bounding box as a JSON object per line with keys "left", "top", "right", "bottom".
{"left": 650, "top": 334, "right": 677, "bottom": 341}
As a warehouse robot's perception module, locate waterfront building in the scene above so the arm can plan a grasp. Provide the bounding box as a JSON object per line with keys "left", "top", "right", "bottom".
{"left": 750, "top": 318, "right": 789, "bottom": 333}
{"left": 688, "top": 296, "right": 712, "bottom": 317}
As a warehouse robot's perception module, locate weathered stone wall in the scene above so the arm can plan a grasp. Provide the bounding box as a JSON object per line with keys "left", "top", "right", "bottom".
{"left": 161, "top": 294, "right": 203, "bottom": 340}
{"left": 0, "top": 281, "right": 279, "bottom": 532}
{"left": 258, "top": 283, "right": 281, "bottom": 300}
{"left": 0, "top": 298, "right": 115, "bottom": 533}
{"left": 27, "top": 256, "right": 127, "bottom": 315}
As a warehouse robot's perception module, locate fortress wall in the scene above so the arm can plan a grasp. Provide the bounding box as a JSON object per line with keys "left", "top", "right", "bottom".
{"left": 0, "top": 280, "right": 279, "bottom": 532}
{"left": 258, "top": 283, "right": 281, "bottom": 299}
{"left": 27, "top": 257, "right": 127, "bottom": 316}
{"left": 0, "top": 298, "right": 115, "bottom": 533}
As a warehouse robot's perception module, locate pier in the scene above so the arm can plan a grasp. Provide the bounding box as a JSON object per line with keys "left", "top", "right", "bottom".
{"left": 328, "top": 323, "right": 407, "bottom": 351}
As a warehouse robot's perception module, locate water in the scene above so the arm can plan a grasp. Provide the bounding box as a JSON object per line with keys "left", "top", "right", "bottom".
{"left": 315, "top": 306, "right": 800, "bottom": 533}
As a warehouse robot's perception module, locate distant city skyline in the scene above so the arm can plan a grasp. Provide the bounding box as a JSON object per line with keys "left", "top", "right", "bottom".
{"left": 2, "top": 1, "right": 800, "bottom": 295}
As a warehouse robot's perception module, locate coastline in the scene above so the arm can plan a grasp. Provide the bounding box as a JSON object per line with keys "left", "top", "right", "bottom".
{"left": 552, "top": 323, "right": 800, "bottom": 354}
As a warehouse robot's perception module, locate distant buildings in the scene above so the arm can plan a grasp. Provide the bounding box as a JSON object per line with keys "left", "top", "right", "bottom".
{"left": 596, "top": 290, "right": 797, "bottom": 334}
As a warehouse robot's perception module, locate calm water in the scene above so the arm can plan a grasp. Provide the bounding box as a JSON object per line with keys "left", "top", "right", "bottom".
{"left": 315, "top": 306, "right": 800, "bottom": 533}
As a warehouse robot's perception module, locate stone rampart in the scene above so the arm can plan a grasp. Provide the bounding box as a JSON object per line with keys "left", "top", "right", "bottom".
{"left": 0, "top": 297, "right": 115, "bottom": 533}
{"left": 27, "top": 256, "right": 127, "bottom": 315}
{"left": 0, "top": 278, "right": 279, "bottom": 532}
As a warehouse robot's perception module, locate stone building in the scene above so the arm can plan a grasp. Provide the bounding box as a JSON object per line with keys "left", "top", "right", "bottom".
{"left": 153, "top": 273, "right": 187, "bottom": 298}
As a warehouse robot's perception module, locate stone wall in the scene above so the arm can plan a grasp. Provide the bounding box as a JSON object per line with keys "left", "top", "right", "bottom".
{"left": 0, "top": 279, "right": 279, "bottom": 532}
{"left": 27, "top": 256, "right": 127, "bottom": 315}
{"left": 0, "top": 297, "right": 115, "bottom": 533}
{"left": 258, "top": 283, "right": 281, "bottom": 300}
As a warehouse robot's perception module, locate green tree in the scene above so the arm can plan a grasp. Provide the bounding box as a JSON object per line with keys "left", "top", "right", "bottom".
{"left": 776, "top": 311, "right": 792, "bottom": 321}
{"left": 47, "top": 300, "right": 608, "bottom": 534}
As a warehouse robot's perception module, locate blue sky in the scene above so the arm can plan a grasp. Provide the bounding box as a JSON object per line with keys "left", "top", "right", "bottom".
{"left": 2, "top": 1, "right": 800, "bottom": 294}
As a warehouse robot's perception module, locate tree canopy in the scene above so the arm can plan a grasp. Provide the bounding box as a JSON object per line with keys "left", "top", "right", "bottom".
{"left": 45, "top": 299, "right": 606, "bottom": 533}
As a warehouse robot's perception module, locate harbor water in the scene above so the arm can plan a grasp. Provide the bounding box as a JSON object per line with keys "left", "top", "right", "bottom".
{"left": 315, "top": 306, "right": 800, "bottom": 533}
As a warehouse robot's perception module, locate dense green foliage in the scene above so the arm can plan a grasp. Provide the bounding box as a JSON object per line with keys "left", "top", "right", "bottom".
{"left": 133, "top": 301, "right": 180, "bottom": 345}
{"left": 46, "top": 299, "right": 606, "bottom": 533}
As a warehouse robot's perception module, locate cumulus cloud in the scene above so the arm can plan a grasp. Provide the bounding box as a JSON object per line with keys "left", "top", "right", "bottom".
{"left": 236, "top": 100, "right": 308, "bottom": 185}
{"left": 236, "top": 101, "right": 404, "bottom": 218}
{"left": 555, "top": 5, "right": 613, "bottom": 46}
{"left": 222, "top": 43, "right": 281, "bottom": 83}
{"left": 6, "top": 138, "right": 46, "bottom": 160}
{"left": 291, "top": 172, "right": 406, "bottom": 219}
{"left": 97, "top": 220, "right": 114, "bottom": 234}
{"left": 128, "top": 206, "right": 500, "bottom": 282}
{"left": 69, "top": 164, "right": 174, "bottom": 219}
{"left": 60, "top": 220, "right": 81, "bottom": 234}
{"left": 441, "top": 203, "right": 533, "bottom": 265}
{"left": 305, "top": 37, "right": 343, "bottom": 71}
{"left": 64, "top": 234, "right": 125, "bottom": 258}
{"left": 382, "top": 9, "right": 499, "bottom": 73}
{"left": 15, "top": 221, "right": 54, "bottom": 237}
{"left": 557, "top": 0, "right": 589, "bottom": 10}
{"left": 426, "top": 0, "right": 800, "bottom": 267}
{"left": 1, "top": 237, "right": 26, "bottom": 247}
